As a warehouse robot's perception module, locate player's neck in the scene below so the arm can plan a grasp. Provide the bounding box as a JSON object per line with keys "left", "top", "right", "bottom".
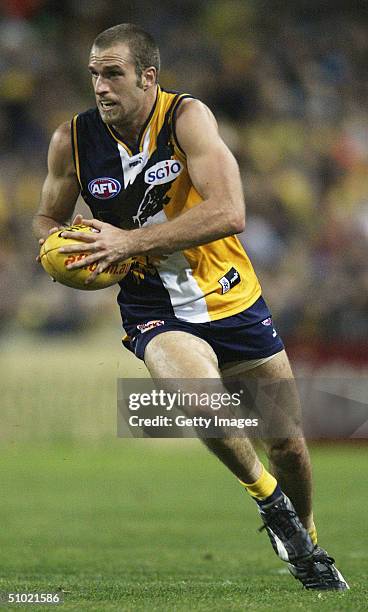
{"left": 112, "top": 85, "right": 158, "bottom": 148}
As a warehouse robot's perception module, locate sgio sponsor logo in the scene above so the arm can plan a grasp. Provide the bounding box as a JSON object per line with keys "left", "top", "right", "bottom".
{"left": 88, "top": 177, "right": 121, "bottom": 199}
{"left": 144, "top": 160, "right": 183, "bottom": 185}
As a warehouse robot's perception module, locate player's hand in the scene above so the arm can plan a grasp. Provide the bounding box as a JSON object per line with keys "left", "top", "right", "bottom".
{"left": 36, "top": 214, "right": 84, "bottom": 263}
{"left": 58, "top": 217, "right": 135, "bottom": 284}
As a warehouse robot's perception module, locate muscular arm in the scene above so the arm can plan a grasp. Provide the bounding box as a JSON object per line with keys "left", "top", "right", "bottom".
{"left": 130, "top": 99, "right": 246, "bottom": 255}
{"left": 32, "top": 121, "right": 80, "bottom": 241}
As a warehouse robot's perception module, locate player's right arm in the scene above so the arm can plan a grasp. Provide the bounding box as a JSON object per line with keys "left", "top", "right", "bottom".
{"left": 32, "top": 121, "right": 80, "bottom": 242}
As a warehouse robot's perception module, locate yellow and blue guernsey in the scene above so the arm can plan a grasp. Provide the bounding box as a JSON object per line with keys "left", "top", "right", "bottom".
{"left": 71, "top": 86, "right": 261, "bottom": 326}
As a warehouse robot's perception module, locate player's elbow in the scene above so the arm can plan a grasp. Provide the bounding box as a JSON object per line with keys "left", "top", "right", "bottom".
{"left": 32, "top": 213, "right": 43, "bottom": 238}
{"left": 227, "top": 208, "right": 246, "bottom": 234}
{"left": 231, "top": 213, "right": 246, "bottom": 234}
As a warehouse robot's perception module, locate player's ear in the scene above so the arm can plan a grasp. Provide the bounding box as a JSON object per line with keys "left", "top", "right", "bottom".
{"left": 142, "top": 67, "right": 156, "bottom": 90}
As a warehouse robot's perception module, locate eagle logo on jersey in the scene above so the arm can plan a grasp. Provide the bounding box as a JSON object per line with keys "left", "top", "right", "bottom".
{"left": 133, "top": 184, "right": 171, "bottom": 227}
{"left": 130, "top": 256, "right": 157, "bottom": 283}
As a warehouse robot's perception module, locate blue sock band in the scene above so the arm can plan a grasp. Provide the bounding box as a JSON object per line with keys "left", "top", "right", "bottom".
{"left": 255, "top": 483, "right": 283, "bottom": 507}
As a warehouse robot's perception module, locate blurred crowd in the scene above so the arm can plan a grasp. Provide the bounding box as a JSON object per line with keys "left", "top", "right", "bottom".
{"left": 0, "top": 0, "right": 367, "bottom": 356}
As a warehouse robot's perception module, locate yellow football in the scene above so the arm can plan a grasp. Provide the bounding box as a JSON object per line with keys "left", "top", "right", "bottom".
{"left": 40, "top": 225, "right": 131, "bottom": 290}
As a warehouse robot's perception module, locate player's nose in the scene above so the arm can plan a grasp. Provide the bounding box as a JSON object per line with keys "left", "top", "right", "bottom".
{"left": 94, "top": 75, "right": 109, "bottom": 94}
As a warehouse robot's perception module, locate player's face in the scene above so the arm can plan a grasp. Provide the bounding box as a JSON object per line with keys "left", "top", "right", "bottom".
{"left": 88, "top": 43, "right": 146, "bottom": 127}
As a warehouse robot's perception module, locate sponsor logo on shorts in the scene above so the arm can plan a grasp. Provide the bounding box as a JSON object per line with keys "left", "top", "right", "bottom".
{"left": 88, "top": 177, "right": 121, "bottom": 199}
{"left": 218, "top": 267, "right": 241, "bottom": 294}
{"left": 261, "top": 317, "right": 272, "bottom": 326}
{"left": 137, "top": 320, "right": 165, "bottom": 333}
{"left": 261, "top": 317, "right": 278, "bottom": 337}
{"left": 144, "top": 160, "right": 183, "bottom": 185}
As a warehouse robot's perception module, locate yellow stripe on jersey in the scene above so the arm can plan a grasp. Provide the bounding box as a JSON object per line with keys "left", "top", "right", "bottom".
{"left": 157, "top": 103, "right": 262, "bottom": 320}
{"left": 71, "top": 114, "right": 81, "bottom": 186}
{"left": 145, "top": 88, "right": 186, "bottom": 158}
{"left": 106, "top": 124, "right": 132, "bottom": 156}
{"left": 168, "top": 93, "right": 192, "bottom": 159}
{"left": 184, "top": 237, "right": 261, "bottom": 320}
{"left": 104, "top": 86, "right": 181, "bottom": 158}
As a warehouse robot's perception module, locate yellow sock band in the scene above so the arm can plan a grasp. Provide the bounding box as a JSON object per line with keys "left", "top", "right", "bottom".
{"left": 308, "top": 524, "right": 318, "bottom": 546}
{"left": 239, "top": 465, "right": 277, "bottom": 500}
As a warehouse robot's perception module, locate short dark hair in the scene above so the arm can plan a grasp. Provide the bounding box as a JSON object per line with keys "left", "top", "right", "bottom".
{"left": 93, "top": 23, "right": 160, "bottom": 81}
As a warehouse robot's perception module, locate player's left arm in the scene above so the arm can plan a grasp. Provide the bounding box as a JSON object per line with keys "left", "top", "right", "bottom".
{"left": 59, "top": 99, "right": 246, "bottom": 278}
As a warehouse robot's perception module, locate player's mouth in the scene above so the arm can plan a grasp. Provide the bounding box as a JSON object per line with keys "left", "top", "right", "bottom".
{"left": 99, "top": 100, "right": 117, "bottom": 111}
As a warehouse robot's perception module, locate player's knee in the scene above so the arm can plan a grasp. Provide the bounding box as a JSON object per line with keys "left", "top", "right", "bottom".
{"left": 268, "top": 438, "right": 307, "bottom": 467}
{"left": 181, "top": 404, "right": 212, "bottom": 420}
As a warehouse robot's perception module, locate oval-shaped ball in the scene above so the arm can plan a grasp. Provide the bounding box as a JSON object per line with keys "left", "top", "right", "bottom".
{"left": 40, "top": 225, "right": 131, "bottom": 290}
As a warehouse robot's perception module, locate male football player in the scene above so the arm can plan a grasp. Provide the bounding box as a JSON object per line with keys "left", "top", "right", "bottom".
{"left": 33, "top": 23, "right": 348, "bottom": 590}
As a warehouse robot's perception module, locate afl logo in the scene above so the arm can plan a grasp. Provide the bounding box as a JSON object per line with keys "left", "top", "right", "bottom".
{"left": 144, "top": 160, "right": 183, "bottom": 185}
{"left": 88, "top": 177, "right": 121, "bottom": 199}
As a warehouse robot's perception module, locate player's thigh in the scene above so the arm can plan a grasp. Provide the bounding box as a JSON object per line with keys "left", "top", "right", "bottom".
{"left": 223, "top": 349, "right": 303, "bottom": 438}
{"left": 144, "top": 331, "right": 220, "bottom": 378}
{"left": 247, "top": 350, "right": 301, "bottom": 421}
{"left": 245, "top": 349, "right": 294, "bottom": 380}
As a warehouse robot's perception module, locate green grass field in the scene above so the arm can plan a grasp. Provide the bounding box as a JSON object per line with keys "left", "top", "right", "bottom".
{"left": 0, "top": 442, "right": 367, "bottom": 611}
{"left": 0, "top": 333, "right": 367, "bottom": 610}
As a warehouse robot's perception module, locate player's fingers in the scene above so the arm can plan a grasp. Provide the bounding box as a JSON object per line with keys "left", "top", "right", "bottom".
{"left": 48, "top": 226, "right": 60, "bottom": 235}
{"left": 59, "top": 243, "right": 96, "bottom": 255}
{"left": 84, "top": 260, "right": 110, "bottom": 284}
{"left": 72, "top": 214, "right": 83, "bottom": 225}
{"left": 59, "top": 230, "right": 97, "bottom": 243}
{"left": 66, "top": 251, "right": 107, "bottom": 270}
{"left": 84, "top": 270, "right": 100, "bottom": 284}
{"left": 37, "top": 238, "right": 45, "bottom": 263}
{"left": 81, "top": 218, "right": 104, "bottom": 231}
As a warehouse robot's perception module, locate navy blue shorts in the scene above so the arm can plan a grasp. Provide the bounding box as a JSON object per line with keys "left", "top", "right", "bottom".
{"left": 122, "top": 296, "right": 284, "bottom": 368}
